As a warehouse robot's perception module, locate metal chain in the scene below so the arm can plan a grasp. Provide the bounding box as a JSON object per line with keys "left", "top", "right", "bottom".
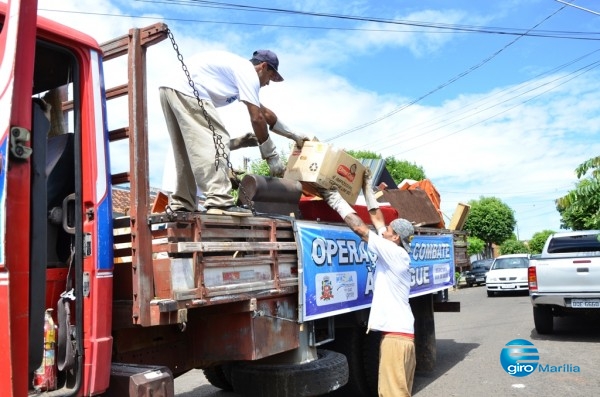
{"left": 166, "top": 28, "right": 255, "bottom": 214}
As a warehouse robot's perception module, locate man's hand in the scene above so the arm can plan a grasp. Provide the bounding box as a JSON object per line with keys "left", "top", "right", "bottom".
{"left": 362, "top": 168, "right": 379, "bottom": 211}
{"left": 270, "top": 119, "right": 310, "bottom": 148}
{"left": 230, "top": 133, "right": 259, "bottom": 151}
{"left": 259, "top": 136, "right": 285, "bottom": 177}
{"left": 320, "top": 188, "right": 356, "bottom": 220}
{"left": 266, "top": 154, "right": 285, "bottom": 177}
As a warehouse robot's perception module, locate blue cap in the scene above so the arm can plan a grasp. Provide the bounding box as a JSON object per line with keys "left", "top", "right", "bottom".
{"left": 251, "top": 50, "right": 284, "bottom": 82}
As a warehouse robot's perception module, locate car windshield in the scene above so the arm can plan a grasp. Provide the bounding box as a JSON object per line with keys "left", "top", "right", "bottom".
{"left": 472, "top": 259, "right": 493, "bottom": 270}
{"left": 492, "top": 257, "right": 529, "bottom": 270}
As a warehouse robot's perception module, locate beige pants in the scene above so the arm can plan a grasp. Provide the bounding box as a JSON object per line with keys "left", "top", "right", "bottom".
{"left": 378, "top": 334, "right": 416, "bottom": 397}
{"left": 159, "top": 87, "right": 234, "bottom": 210}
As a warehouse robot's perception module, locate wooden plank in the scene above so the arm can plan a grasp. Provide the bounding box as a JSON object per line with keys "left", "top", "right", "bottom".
{"left": 200, "top": 254, "right": 297, "bottom": 268}
{"left": 176, "top": 241, "right": 297, "bottom": 253}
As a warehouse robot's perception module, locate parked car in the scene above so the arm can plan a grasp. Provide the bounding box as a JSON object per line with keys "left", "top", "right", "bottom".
{"left": 486, "top": 254, "right": 530, "bottom": 297}
{"left": 470, "top": 259, "right": 493, "bottom": 286}
{"left": 457, "top": 271, "right": 476, "bottom": 288}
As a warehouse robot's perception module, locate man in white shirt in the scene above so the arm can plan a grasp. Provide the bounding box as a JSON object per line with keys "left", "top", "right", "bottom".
{"left": 321, "top": 172, "right": 416, "bottom": 397}
{"left": 159, "top": 49, "right": 305, "bottom": 216}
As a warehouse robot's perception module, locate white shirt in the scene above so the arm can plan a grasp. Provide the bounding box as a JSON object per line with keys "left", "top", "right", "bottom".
{"left": 366, "top": 230, "right": 414, "bottom": 334}
{"left": 171, "top": 50, "right": 261, "bottom": 108}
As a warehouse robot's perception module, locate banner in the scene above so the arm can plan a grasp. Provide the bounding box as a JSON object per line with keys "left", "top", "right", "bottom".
{"left": 296, "top": 221, "right": 455, "bottom": 321}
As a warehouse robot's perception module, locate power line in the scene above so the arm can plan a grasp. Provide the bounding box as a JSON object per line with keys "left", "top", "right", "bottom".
{"left": 324, "top": 3, "right": 571, "bottom": 142}
{"left": 358, "top": 48, "right": 600, "bottom": 154}
{"left": 40, "top": 3, "right": 600, "bottom": 40}
{"left": 385, "top": 58, "right": 600, "bottom": 157}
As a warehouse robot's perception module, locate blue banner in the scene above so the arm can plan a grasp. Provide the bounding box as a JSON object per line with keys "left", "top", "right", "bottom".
{"left": 296, "top": 221, "right": 455, "bottom": 321}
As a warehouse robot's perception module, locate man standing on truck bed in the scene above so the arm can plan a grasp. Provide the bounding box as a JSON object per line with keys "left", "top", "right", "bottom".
{"left": 321, "top": 172, "right": 416, "bottom": 397}
{"left": 160, "top": 49, "right": 306, "bottom": 216}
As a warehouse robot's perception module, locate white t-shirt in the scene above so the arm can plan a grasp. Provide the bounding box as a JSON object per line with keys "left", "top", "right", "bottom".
{"left": 366, "top": 230, "right": 414, "bottom": 334}
{"left": 172, "top": 50, "right": 261, "bottom": 108}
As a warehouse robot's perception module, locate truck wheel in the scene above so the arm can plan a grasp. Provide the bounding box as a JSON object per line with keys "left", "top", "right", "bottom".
{"left": 361, "top": 331, "right": 382, "bottom": 397}
{"left": 533, "top": 306, "right": 554, "bottom": 334}
{"left": 230, "top": 349, "right": 348, "bottom": 397}
{"left": 326, "top": 327, "right": 371, "bottom": 397}
{"left": 202, "top": 364, "right": 233, "bottom": 391}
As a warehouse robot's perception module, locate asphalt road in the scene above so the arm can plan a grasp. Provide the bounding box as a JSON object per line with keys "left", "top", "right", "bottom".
{"left": 175, "top": 286, "right": 600, "bottom": 396}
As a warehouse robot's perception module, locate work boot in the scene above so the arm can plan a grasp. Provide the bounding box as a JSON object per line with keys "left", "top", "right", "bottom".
{"left": 206, "top": 205, "right": 252, "bottom": 217}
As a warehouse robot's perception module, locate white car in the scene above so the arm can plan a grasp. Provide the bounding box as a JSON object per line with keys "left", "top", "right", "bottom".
{"left": 486, "top": 254, "right": 530, "bottom": 297}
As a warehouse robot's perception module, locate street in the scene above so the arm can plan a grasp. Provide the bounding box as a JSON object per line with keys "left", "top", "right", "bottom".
{"left": 175, "top": 286, "right": 600, "bottom": 396}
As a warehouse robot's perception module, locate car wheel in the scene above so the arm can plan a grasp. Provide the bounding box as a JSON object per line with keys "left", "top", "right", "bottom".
{"left": 487, "top": 290, "right": 494, "bottom": 297}
{"left": 533, "top": 306, "right": 554, "bottom": 334}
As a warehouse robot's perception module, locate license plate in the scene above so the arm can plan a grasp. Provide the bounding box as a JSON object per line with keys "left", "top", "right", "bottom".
{"left": 501, "top": 284, "right": 515, "bottom": 289}
{"left": 571, "top": 299, "right": 600, "bottom": 308}
{"left": 476, "top": 277, "right": 484, "bottom": 282}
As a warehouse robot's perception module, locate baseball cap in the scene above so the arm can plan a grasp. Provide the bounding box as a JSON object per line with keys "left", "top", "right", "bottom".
{"left": 251, "top": 50, "right": 284, "bottom": 82}
{"left": 390, "top": 218, "right": 414, "bottom": 253}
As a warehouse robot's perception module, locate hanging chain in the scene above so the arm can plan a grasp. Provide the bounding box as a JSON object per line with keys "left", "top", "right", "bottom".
{"left": 166, "top": 28, "right": 255, "bottom": 213}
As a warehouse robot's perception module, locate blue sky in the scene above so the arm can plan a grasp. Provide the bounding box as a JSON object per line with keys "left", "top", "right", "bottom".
{"left": 34, "top": 0, "right": 600, "bottom": 240}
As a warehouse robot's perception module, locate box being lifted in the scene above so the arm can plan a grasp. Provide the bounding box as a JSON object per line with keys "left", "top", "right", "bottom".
{"left": 284, "top": 141, "right": 366, "bottom": 204}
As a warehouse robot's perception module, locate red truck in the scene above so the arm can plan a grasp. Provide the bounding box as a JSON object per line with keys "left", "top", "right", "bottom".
{"left": 0, "top": 1, "right": 465, "bottom": 395}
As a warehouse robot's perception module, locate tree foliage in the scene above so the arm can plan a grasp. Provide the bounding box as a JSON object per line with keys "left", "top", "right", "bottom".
{"left": 345, "top": 150, "right": 427, "bottom": 183}
{"left": 384, "top": 156, "right": 426, "bottom": 182}
{"left": 467, "top": 236, "right": 485, "bottom": 256}
{"left": 463, "top": 197, "right": 516, "bottom": 258}
{"left": 499, "top": 239, "right": 530, "bottom": 255}
{"left": 556, "top": 155, "right": 600, "bottom": 230}
{"left": 528, "top": 229, "right": 555, "bottom": 254}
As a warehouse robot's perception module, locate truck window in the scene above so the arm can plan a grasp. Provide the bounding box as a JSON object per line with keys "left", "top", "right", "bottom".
{"left": 547, "top": 233, "right": 600, "bottom": 254}
{"left": 33, "top": 40, "right": 79, "bottom": 267}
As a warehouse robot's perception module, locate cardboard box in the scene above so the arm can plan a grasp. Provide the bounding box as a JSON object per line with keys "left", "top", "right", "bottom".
{"left": 284, "top": 141, "right": 365, "bottom": 204}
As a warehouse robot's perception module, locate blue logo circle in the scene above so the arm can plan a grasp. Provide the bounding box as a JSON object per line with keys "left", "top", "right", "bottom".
{"left": 500, "top": 339, "right": 539, "bottom": 377}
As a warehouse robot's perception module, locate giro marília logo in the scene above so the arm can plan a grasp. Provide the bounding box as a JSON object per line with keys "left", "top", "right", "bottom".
{"left": 500, "top": 339, "right": 539, "bottom": 377}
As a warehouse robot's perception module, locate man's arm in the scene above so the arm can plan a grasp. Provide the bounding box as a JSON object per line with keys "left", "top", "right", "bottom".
{"left": 261, "top": 105, "right": 309, "bottom": 148}
{"left": 244, "top": 102, "right": 285, "bottom": 177}
{"left": 245, "top": 102, "right": 269, "bottom": 143}
{"left": 321, "top": 189, "right": 371, "bottom": 242}
{"left": 362, "top": 169, "right": 385, "bottom": 231}
{"left": 344, "top": 212, "right": 371, "bottom": 242}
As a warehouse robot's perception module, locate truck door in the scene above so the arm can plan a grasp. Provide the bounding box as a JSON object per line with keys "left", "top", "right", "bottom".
{"left": 1, "top": 0, "right": 91, "bottom": 394}
{"left": 0, "top": 0, "right": 39, "bottom": 394}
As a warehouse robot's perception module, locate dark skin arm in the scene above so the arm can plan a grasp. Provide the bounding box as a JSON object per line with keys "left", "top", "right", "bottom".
{"left": 243, "top": 103, "right": 280, "bottom": 144}
{"left": 244, "top": 102, "right": 270, "bottom": 143}
{"left": 344, "top": 207, "right": 386, "bottom": 243}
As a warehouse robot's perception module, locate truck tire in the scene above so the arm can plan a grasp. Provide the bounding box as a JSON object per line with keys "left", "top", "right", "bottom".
{"left": 202, "top": 364, "right": 233, "bottom": 391}
{"left": 230, "top": 349, "right": 348, "bottom": 397}
{"left": 533, "top": 306, "right": 554, "bottom": 334}
{"left": 362, "top": 330, "right": 382, "bottom": 397}
{"left": 326, "top": 327, "right": 372, "bottom": 397}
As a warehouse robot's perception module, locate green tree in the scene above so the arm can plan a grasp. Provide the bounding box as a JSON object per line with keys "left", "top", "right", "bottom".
{"left": 384, "top": 157, "right": 426, "bottom": 182}
{"left": 499, "top": 239, "right": 530, "bottom": 255}
{"left": 556, "top": 156, "right": 600, "bottom": 230}
{"left": 528, "top": 229, "right": 555, "bottom": 254}
{"left": 467, "top": 236, "right": 485, "bottom": 257}
{"left": 463, "top": 197, "right": 516, "bottom": 258}
{"left": 345, "top": 150, "right": 427, "bottom": 184}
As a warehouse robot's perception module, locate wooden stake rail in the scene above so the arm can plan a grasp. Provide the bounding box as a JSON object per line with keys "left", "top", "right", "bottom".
{"left": 113, "top": 212, "right": 299, "bottom": 325}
